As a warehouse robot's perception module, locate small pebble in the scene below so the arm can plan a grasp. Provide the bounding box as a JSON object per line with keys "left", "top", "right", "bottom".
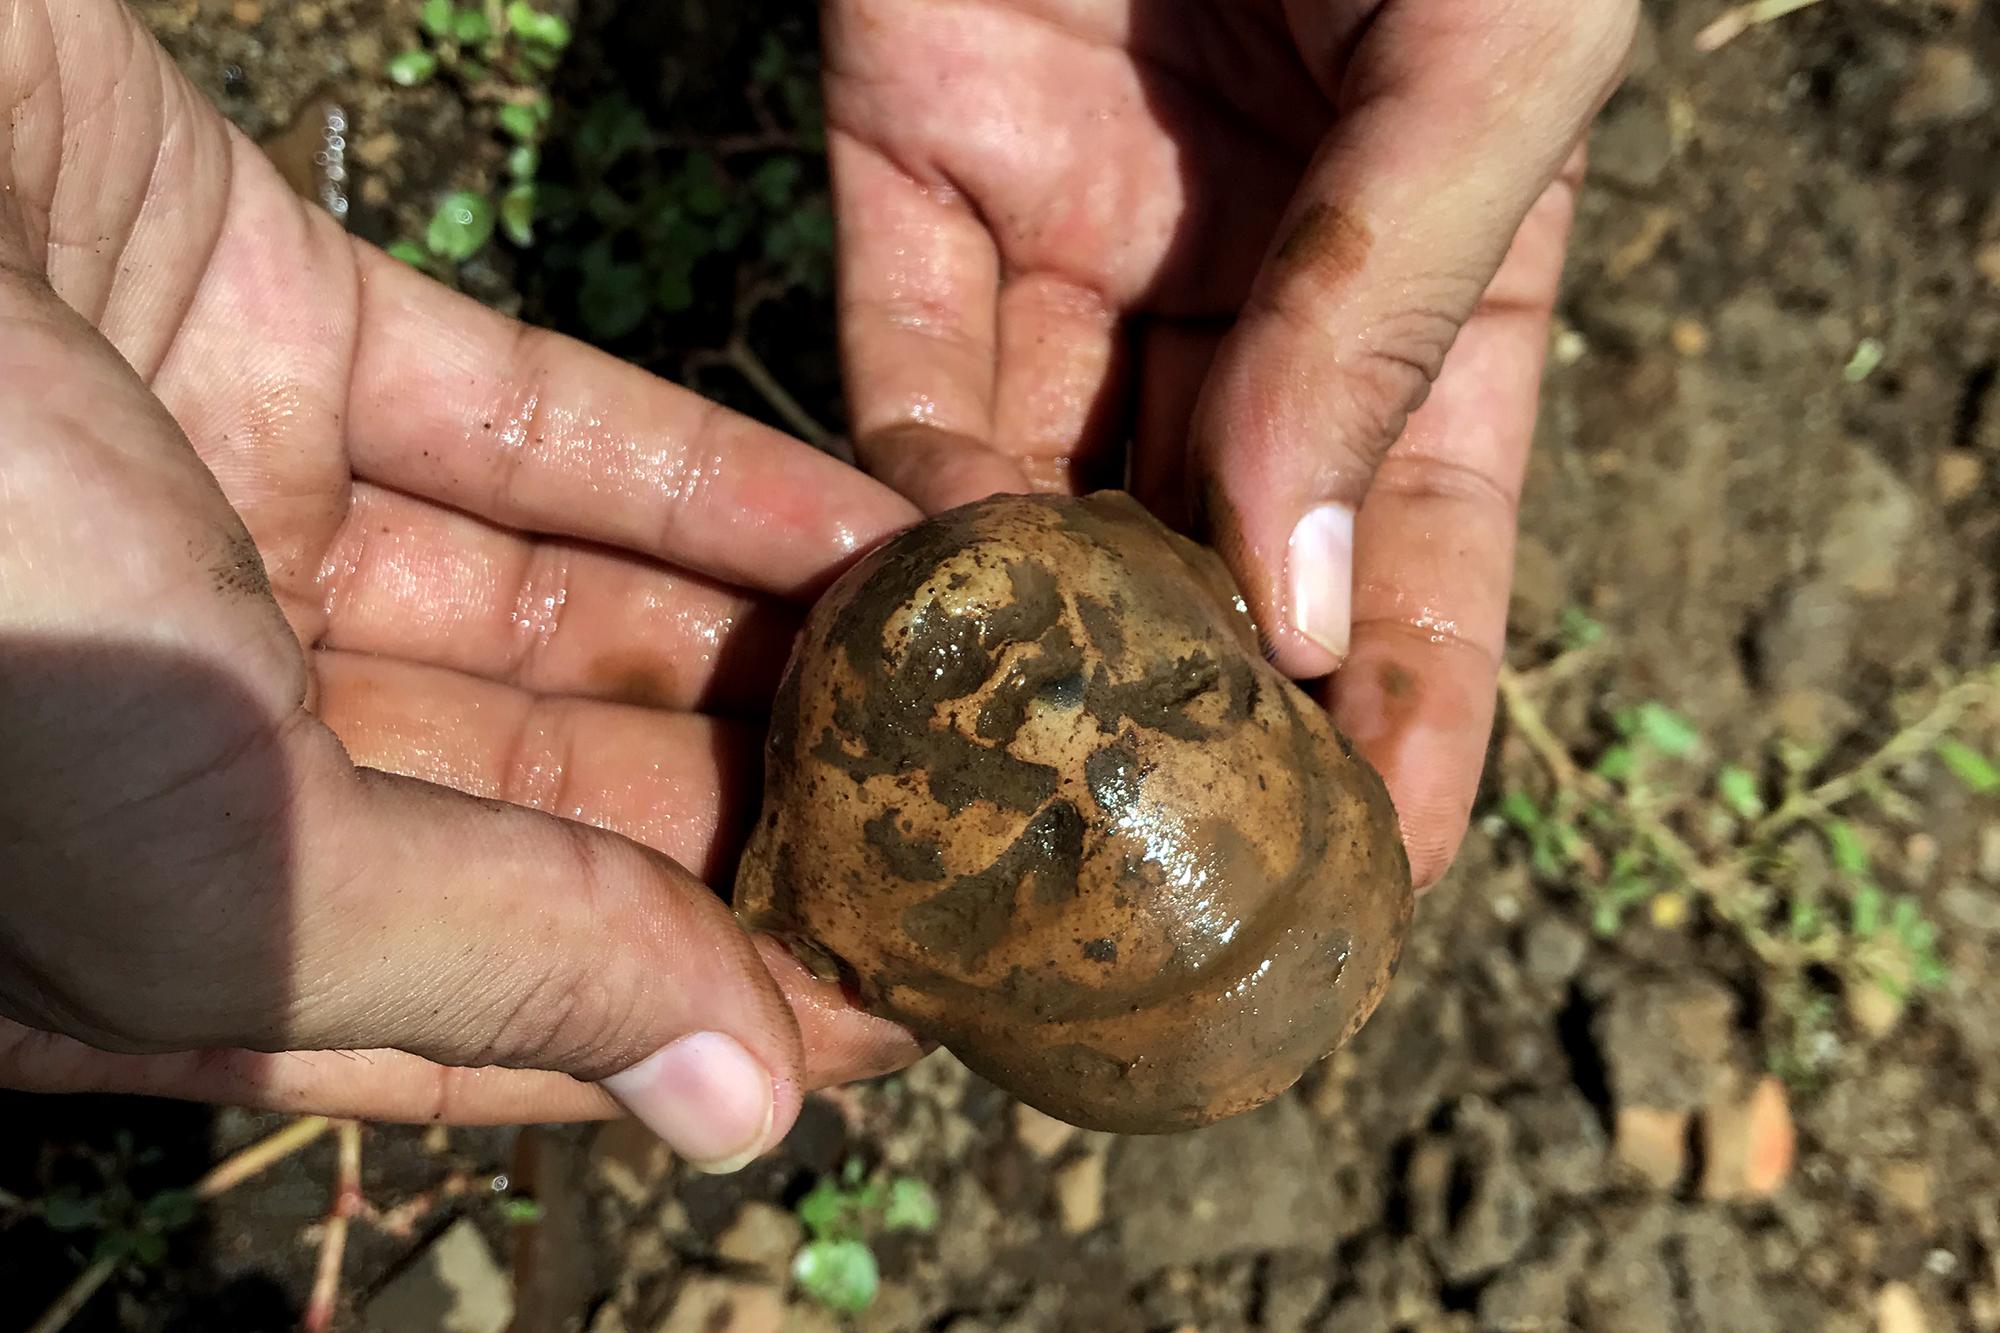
{"left": 1671, "top": 318, "right": 1710, "bottom": 357}
{"left": 1053, "top": 1150, "right": 1106, "bottom": 1235}
{"left": 1876, "top": 1281, "right": 1928, "bottom": 1333}
{"left": 1700, "top": 1075, "right": 1795, "bottom": 1201}
{"left": 1613, "top": 1105, "right": 1688, "bottom": 1190}
{"left": 1934, "top": 450, "right": 1983, "bottom": 505}
{"left": 1014, "top": 1103, "right": 1078, "bottom": 1160}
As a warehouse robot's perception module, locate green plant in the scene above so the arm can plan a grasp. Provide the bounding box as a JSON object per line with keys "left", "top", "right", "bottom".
{"left": 789, "top": 1160, "right": 938, "bottom": 1314}
{"left": 25, "top": 1132, "right": 197, "bottom": 1273}
{"left": 385, "top": 1, "right": 569, "bottom": 271}
{"left": 1496, "top": 646, "right": 1998, "bottom": 1086}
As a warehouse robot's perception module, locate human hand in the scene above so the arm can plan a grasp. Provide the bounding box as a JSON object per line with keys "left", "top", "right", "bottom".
{"left": 0, "top": 0, "right": 922, "bottom": 1171}
{"left": 824, "top": 0, "right": 1636, "bottom": 887}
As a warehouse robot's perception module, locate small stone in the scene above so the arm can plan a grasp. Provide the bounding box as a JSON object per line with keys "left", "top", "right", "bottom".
{"left": 1848, "top": 974, "right": 1907, "bottom": 1038}
{"left": 1614, "top": 1106, "right": 1689, "bottom": 1190}
{"left": 1876, "top": 1160, "right": 1933, "bottom": 1221}
{"left": 1506, "top": 1087, "right": 1608, "bottom": 1195}
{"left": 1980, "top": 825, "right": 2000, "bottom": 884}
{"left": 231, "top": 0, "right": 262, "bottom": 22}
{"left": 1892, "top": 45, "right": 1993, "bottom": 127}
{"left": 1410, "top": 1100, "right": 1537, "bottom": 1283}
{"left": 717, "top": 1203, "right": 803, "bottom": 1284}
{"left": 1013, "top": 1103, "right": 1078, "bottom": 1160}
{"left": 363, "top": 1219, "right": 513, "bottom": 1333}
{"left": 1522, "top": 917, "right": 1589, "bottom": 987}
{"left": 1700, "top": 1075, "right": 1795, "bottom": 1201}
{"left": 1110, "top": 1096, "right": 1341, "bottom": 1272}
{"left": 1591, "top": 90, "right": 1674, "bottom": 189}
{"left": 590, "top": 1118, "right": 674, "bottom": 1207}
{"left": 1978, "top": 242, "right": 2000, "bottom": 291}
{"left": 353, "top": 132, "right": 401, "bottom": 170}
{"left": 1935, "top": 450, "right": 1983, "bottom": 505}
{"left": 1595, "top": 976, "right": 1738, "bottom": 1112}
{"left": 1671, "top": 319, "right": 1710, "bottom": 357}
{"left": 1876, "top": 1281, "right": 1928, "bottom": 1333}
{"left": 653, "top": 1277, "right": 784, "bottom": 1333}
{"left": 1053, "top": 1150, "right": 1106, "bottom": 1235}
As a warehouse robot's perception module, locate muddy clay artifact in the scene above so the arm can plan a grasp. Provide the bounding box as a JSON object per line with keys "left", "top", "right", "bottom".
{"left": 733, "top": 492, "right": 1413, "bottom": 1133}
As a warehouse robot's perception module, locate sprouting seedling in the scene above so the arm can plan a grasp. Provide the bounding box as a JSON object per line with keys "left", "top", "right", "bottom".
{"left": 790, "top": 1160, "right": 939, "bottom": 1314}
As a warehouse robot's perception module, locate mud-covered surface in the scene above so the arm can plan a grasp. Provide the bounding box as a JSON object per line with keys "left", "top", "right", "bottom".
{"left": 737, "top": 492, "right": 1410, "bottom": 1135}
{"left": 5, "top": 0, "right": 2000, "bottom": 1330}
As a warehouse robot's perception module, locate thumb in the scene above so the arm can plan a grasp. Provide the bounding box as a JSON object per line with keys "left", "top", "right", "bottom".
{"left": 1190, "top": 0, "right": 1635, "bottom": 677}
{"left": 292, "top": 742, "right": 807, "bottom": 1174}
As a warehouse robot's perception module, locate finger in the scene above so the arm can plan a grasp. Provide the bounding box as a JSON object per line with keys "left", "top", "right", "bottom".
{"left": 0, "top": 958, "right": 923, "bottom": 1121}
{"left": 298, "top": 730, "right": 803, "bottom": 1173}
{"left": 318, "top": 483, "right": 799, "bottom": 714}
{"left": 312, "top": 651, "right": 757, "bottom": 884}
{"left": 1129, "top": 321, "right": 1225, "bottom": 528}
{"left": 342, "top": 245, "right": 918, "bottom": 599}
{"left": 1191, "top": 0, "right": 1636, "bottom": 676}
{"left": 992, "top": 272, "right": 1128, "bottom": 495}
{"left": 827, "top": 130, "right": 1025, "bottom": 510}
{"left": 1326, "top": 166, "right": 1582, "bottom": 890}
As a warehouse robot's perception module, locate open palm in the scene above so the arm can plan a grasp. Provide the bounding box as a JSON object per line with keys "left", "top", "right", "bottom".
{"left": 0, "top": 0, "right": 919, "bottom": 1160}
{"left": 825, "top": 0, "right": 1635, "bottom": 885}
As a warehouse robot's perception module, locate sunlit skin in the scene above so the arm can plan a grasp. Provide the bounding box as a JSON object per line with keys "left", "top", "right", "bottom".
{"left": 0, "top": 0, "right": 1636, "bottom": 1138}
{"left": 0, "top": 0, "right": 921, "bottom": 1137}
{"left": 825, "top": 0, "right": 1637, "bottom": 886}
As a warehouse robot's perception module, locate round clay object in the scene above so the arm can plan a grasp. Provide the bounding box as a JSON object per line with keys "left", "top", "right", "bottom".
{"left": 734, "top": 491, "right": 1413, "bottom": 1133}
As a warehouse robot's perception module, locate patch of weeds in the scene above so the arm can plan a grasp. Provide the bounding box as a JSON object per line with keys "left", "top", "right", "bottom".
{"left": 531, "top": 30, "right": 833, "bottom": 345}
{"left": 1495, "top": 646, "right": 1999, "bottom": 1087}
{"left": 15, "top": 1131, "right": 198, "bottom": 1271}
{"left": 384, "top": 1, "right": 570, "bottom": 275}
{"left": 790, "top": 1159, "right": 938, "bottom": 1314}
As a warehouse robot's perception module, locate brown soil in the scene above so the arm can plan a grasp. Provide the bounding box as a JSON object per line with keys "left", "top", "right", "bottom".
{"left": 4, "top": 1, "right": 1999, "bottom": 1331}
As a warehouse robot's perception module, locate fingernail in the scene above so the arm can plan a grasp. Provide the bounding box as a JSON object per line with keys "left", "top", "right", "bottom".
{"left": 1289, "top": 503, "right": 1355, "bottom": 660}
{"left": 601, "top": 1032, "right": 775, "bottom": 1174}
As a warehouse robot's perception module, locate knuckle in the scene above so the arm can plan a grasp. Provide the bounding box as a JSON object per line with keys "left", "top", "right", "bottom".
{"left": 1321, "top": 304, "right": 1465, "bottom": 469}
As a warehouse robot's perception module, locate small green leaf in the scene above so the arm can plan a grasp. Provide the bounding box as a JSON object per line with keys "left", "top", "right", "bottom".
{"left": 579, "top": 260, "right": 649, "bottom": 340}
{"left": 497, "top": 1197, "right": 544, "bottom": 1224}
{"left": 506, "top": 1, "right": 571, "bottom": 48}
{"left": 751, "top": 155, "right": 803, "bottom": 209}
{"left": 426, "top": 190, "right": 495, "bottom": 262}
{"left": 1558, "top": 607, "right": 1605, "bottom": 650}
{"left": 654, "top": 266, "right": 695, "bottom": 314}
{"left": 497, "top": 101, "right": 542, "bottom": 143}
{"left": 1787, "top": 895, "right": 1821, "bottom": 941}
{"left": 1590, "top": 899, "right": 1623, "bottom": 938}
{"left": 1824, "top": 821, "right": 1869, "bottom": 877}
{"left": 1498, "top": 791, "right": 1543, "bottom": 834}
{"left": 1631, "top": 702, "right": 1701, "bottom": 758}
{"left": 387, "top": 239, "right": 432, "bottom": 269}
{"left": 419, "top": 0, "right": 456, "bottom": 39}
{"left": 882, "top": 1178, "right": 939, "bottom": 1233}
{"left": 500, "top": 184, "right": 537, "bottom": 247}
{"left": 1889, "top": 895, "right": 1923, "bottom": 941}
{"left": 1935, "top": 739, "right": 2000, "bottom": 795}
{"left": 451, "top": 9, "right": 491, "bottom": 44}
{"left": 143, "top": 1190, "right": 199, "bottom": 1231}
{"left": 1594, "top": 744, "right": 1635, "bottom": 784}
{"left": 386, "top": 48, "right": 439, "bottom": 86}
{"left": 1716, "top": 765, "right": 1764, "bottom": 820}
{"left": 793, "top": 1238, "right": 879, "bottom": 1313}
{"left": 1843, "top": 337, "right": 1885, "bottom": 383}
{"left": 507, "top": 143, "right": 540, "bottom": 181}
{"left": 679, "top": 154, "right": 727, "bottom": 218}
{"left": 795, "top": 1178, "right": 851, "bottom": 1242}
{"left": 42, "top": 1191, "right": 104, "bottom": 1232}
{"left": 1850, "top": 882, "right": 1884, "bottom": 938}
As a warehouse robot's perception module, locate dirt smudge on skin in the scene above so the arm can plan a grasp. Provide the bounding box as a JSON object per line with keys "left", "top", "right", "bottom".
{"left": 1272, "top": 202, "right": 1373, "bottom": 288}
{"left": 589, "top": 652, "right": 682, "bottom": 709}
{"left": 210, "top": 531, "right": 273, "bottom": 602}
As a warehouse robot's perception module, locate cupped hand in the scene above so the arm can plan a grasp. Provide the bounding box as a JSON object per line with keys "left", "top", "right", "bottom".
{"left": 0, "top": 0, "right": 922, "bottom": 1171}
{"left": 824, "top": 0, "right": 1636, "bottom": 886}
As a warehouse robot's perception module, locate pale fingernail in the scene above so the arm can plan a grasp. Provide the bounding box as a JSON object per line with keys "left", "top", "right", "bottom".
{"left": 600, "top": 1032, "right": 775, "bottom": 1174}
{"left": 1289, "top": 503, "right": 1355, "bottom": 660}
